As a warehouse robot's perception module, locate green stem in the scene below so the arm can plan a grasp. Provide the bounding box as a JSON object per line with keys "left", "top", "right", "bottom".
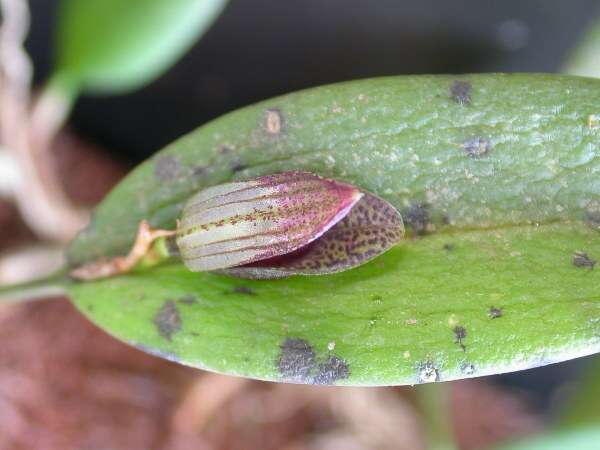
{"left": 417, "top": 383, "right": 458, "bottom": 450}
{"left": 40, "top": 71, "right": 80, "bottom": 114}
{"left": 0, "top": 270, "right": 69, "bottom": 304}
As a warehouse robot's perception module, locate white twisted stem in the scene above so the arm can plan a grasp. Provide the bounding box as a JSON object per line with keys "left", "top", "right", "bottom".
{"left": 0, "top": 0, "right": 88, "bottom": 243}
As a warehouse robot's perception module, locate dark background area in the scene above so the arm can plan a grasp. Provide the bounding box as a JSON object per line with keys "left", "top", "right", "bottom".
{"left": 27, "top": 0, "right": 600, "bottom": 162}
{"left": 21, "top": 0, "right": 600, "bottom": 417}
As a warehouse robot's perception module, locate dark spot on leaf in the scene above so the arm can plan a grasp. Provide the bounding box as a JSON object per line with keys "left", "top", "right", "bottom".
{"left": 165, "top": 236, "right": 180, "bottom": 257}
{"left": 85, "top": 304, "right": 94, "bottom": 312}
{"left": 450, "top": 80, "right": 472, "bottom": 105}
{"left": 462, "top": 137, "right": 492, "bottom": 157}
{"left": 454, "top": 326, "right": 467, "bottom": 351}
{"left": 192, "top": 165, "right": 208, "bottom": 178}
{"left": 443, "top": 243, "right": 455, "bottom": 251}
{"left": 418, "top": 361, "right": 440, "bottom": 383}
{"left": 277, "top": 338, "right": 350, "bottom": 385}
{"left": 218, "top": 144, "right": 232, "bottom": 155}
{"left": 264, "top": 108, "right": 284, "bottom": 135}
{"left": 461, "top": 362, "right": 475, "bottom": 375}
{"left": 277, "top": 338, "right": 316, "bottom": 382}
{"left": 178, "top": 295, "right": 197, "bottom": 305}
{"left": 154, "top": 155, "right": 181, "bottom": 182}
{"left": 489, "top": 307, "right": 503, "bottom": 319}
{"left": 313, "top": 356, "right": 350, "bottom": 385}
{"left": 585, "top": 209, "right": 600, "bottom": 230}
{"left": 232, "top": 286, "right": 256, "bottom": 296}
{"left": 153, "top": 300, "right": 181, "bottom": 341}
{"left": 573, "top": 251, "right": 596, "bottom": 269}
{"left": 230, "top": 159, "right": 247, "bottom": 172}
{"left": 404, "top": 203, "right": 430, "bottom": 235}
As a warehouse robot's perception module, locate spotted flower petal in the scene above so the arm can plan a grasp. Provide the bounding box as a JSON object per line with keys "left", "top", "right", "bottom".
{"left": 176, "top": 172, "right": 363, "bottom": 272}
{"left": 221, "top": 190, "right": 404, "bottom": 279}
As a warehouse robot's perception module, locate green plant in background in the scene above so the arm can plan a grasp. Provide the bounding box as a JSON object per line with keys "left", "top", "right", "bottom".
{"left": 563, "top": 18, "right": 600, "bottom": 78}
{"left": 487, "top": 358, "right": 600, "bottom": 450}
{"left": 0, "top": 0, "right": 229, "bottom": 245}
{"left": 51, "top": 0, "right": 228, "bottom": 97}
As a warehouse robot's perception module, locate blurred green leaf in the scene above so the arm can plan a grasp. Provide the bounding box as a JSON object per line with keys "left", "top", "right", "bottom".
{"left": 564, "top": 18, "right": 600, "bottom": 78}
{"left": 557, "top": 356, "right": 600, "bottom": 429}
{"left": 53, "top": 0, "right": 228, "bottom": 94}
{"left": 64, "top": 74, "right": 600, "bottom": 385}
{"left": 492, "top": 427, "right": 600, "bottom": 450}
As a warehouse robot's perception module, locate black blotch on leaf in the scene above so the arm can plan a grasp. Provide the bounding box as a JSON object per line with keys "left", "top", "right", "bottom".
{"left": 277, "top": 338, "right": 350, "bottom": 385}
{"left": 313, "top": 356, "right": 350, "bottom": 385}
{"left": 178, "top": 295, "right": 197, "bottom": 305}
{"left": 450, "top": 80, "right": 472, "bottom": 105}
{"left": 165, "top": 236, "right": 180, "bottom": 257}
{"left": 192, "top": 165, "right": 208, "bottom": 178}
{"left": 443, "top": 243, "right": 455, "bottom": 251}
{"left": 232, "top": 286, "right": 256, "bottom": 296}
{"left": 489, "top": 307, "right": 503, "bottom": 319}
{"left": 404, "top": 203, "right": 430, "bottom": 235}
{"left": 218, "top": 144, "right": 232, "bottom": 155}
{"left": 277, "top": 338, "right": 316, "bottom": 383}
{"left": 230, "top": 159, "right": 247, "bottom": 173}
{"left": 454, "top": 326, "right": 467, "bottom": 351}
{"left": 462, "top": 137, "right": 492, "bottom": 157}
{"left": 461, "top": 362, "right": 475, "bottom": 375}
{"left": 418, "top": 361, "right": 440, "bottom": 383}
{"left": 573, "top": 251, "right": 596, "bottom": 269}
{"left": 585, "top": 210, "right": 600, "bottom": 229}
{"left": 154, "top": 155, "right": 181, "bottom": 182}
{"left": 153, "top": 300, "right": 182, "bottom": 341}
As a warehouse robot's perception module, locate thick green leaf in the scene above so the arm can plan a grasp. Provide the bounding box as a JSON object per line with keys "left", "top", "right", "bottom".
{"left": 66, "top": 74, "right": 600, "bottom": 385}
{"left": 54, "top": 0, "right": 227, "bottom": 94}
{"left": 68, "top": 221, "right": 600, "bottom": 385}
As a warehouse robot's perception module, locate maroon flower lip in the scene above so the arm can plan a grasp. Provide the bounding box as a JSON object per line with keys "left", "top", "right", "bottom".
{"left": 176, "top": 171, "right": 404, "bottom": 279}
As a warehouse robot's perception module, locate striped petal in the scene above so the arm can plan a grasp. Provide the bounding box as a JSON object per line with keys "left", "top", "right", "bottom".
{"left": 176, "top": 172, "right": 363, "bottom": 272}
{"left": 220, "top": 191, "right": 404, "bottom": 279}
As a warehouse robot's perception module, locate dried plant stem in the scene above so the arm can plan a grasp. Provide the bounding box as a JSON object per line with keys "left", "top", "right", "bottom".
{"left": 0, "top": 0, "right": 29, "bottom": 199}
{"left": 0, "top": 0, "right": 87, "bottom": 243}
{"left": 0, "top": 149, "right": 18, "bottom": 196}
{"left": 70, "top": 221, "right": 176, "bottom": 281}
